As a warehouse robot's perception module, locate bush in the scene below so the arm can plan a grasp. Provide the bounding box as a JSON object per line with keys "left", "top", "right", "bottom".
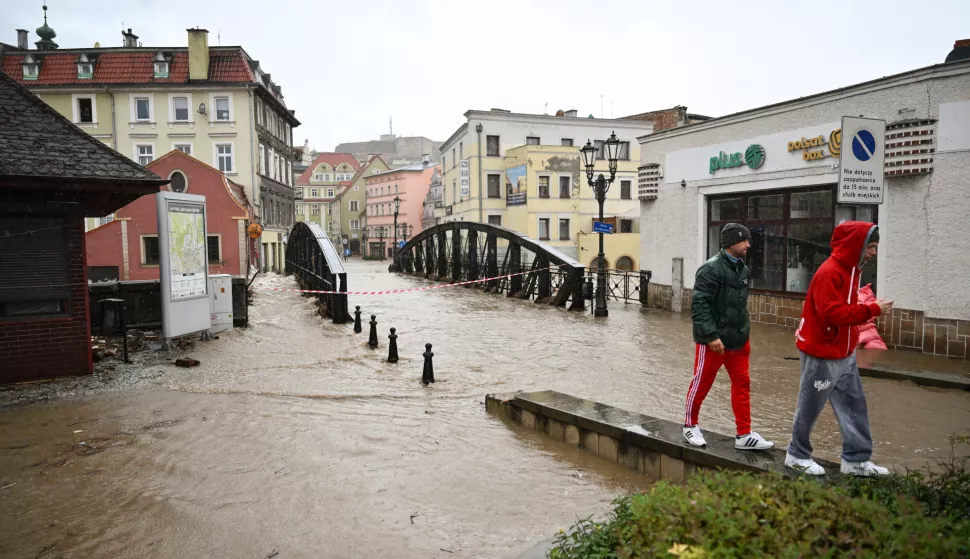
{"left": 551, "top": 469, "right": 970, "bottom": 558}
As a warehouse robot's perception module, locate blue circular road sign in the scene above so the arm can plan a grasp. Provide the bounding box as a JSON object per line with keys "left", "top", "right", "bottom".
{"left": 851, "top": 129, "right": 876, "bottom": 161}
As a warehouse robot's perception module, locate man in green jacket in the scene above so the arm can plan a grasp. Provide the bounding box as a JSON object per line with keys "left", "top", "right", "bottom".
{"left": 682, "top": 223, "right": 774, "bottom": 450}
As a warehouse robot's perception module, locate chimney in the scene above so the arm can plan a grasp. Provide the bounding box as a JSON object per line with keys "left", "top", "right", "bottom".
{"left": 16, "top": 29, "right": 28, "bottom": 49}
{"left": 422, "top": 153, "right": 430, "bottom": 164}
{"left": 122, "top": 28, "right": 138, "bottom": 48}
{"left": 186, "top": 28, "right": 210, "bottom": 80}
{"left": 945, "top": 38, "right": 970, "bottom": 64}
{"left": 564, "top": 109, "right": 578, "bottom": 118}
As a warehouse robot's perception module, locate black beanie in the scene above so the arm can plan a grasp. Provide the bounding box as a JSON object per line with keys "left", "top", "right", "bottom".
{"left": 720, "top": 223, "right": 751, "bottom": 249}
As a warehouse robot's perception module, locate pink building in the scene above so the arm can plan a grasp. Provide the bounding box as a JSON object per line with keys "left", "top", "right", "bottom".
{"left": 364, "top": 158, "right": 438, "bottom": 258}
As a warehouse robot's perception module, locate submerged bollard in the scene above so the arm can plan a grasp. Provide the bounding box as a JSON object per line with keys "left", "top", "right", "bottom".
{"left": 368, "top": 315, "right": 378, "bottom": 348}
{"left": 387, "top": 328, "right": 399, "bottom": 363}
{"left": 353, "top": 306, "right": 363, "bottom": 334}
{"left": 422, "top": 343, "right": 435, "bottom": 385}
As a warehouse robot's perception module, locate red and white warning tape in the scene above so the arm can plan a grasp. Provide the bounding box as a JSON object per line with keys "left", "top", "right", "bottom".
{"left": 260, "top": 267, "right": 556, "bottom": 296}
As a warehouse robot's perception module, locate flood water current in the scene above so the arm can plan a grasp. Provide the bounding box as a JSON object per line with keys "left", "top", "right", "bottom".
{"left": 2, "top": 259, "right": 968, "bottom": 558}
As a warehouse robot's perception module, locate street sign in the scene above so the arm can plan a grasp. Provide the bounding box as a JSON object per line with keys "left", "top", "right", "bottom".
{"left": 838, "top": 116, "right": 886, "bottom": 204}
{"left": 398, "top": 240, "right": 406, "bottom": 248}
{"left": 592, "top": 221, "right": 614, "bottom": 234}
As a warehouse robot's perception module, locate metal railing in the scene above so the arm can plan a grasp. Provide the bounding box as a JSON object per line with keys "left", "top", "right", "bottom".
{"left": 284, "top": 221, "right": 350, "bottom": 323}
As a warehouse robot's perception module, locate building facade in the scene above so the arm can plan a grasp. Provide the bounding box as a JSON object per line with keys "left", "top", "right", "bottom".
{"left": 364, "top": 158, "right": 438, "bottom": 258}
{"left": 295, "top": 153, "right": 361, "bottom": 237}
{"left": 0, "top": 17, "right": 299, "bottom": 274}
{"left": 437, "top": 109, "right": 653, "bottom": 266}
{"left": 86, "top": 150, "right": 251, "bottom": 280}
{"left": 332, "top": 155, "right": 389, "bottom": 254}
{"left": 638, "top": 46, "right": 970, "bottom": 358}
{"left": 421, "top": 167, "right": 444, "bottom": 231}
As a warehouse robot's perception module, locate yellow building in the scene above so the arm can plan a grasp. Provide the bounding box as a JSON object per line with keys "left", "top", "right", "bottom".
{"left": 437, "top": 109, "right": 652, "bottom": 269}
{"left": 1, "top": 19, "right": 300, "bottom": 273}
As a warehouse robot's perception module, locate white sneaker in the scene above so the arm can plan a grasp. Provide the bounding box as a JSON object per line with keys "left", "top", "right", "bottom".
{"left": 785, "top": 452, "right": 826, "bottom": 476}
{"left": 841, "top": 459, "right": 890, "bottom": 477}
{"left": 682, "top": 426, "right": 707, "bottom": 447}
{"left": 735, "top": 431, "right": 774, "bottom": 450}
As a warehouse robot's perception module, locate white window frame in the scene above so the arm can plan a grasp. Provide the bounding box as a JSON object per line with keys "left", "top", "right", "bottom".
{"left": 71, "top": 93, "right": 97, "bottom": 126}
{"left": 350, "top": 219, "right": 360, "bottom": 230}
{"left": 311, "top": 204, "right": 320, "bottom": 216}
{"left": 134, "top": 143, "right": 155, "bottom": 166}
{"left": 153, "top": 61, "right": 169, "bottom": 78}
{"left": 349, "top": 200, "right": 359, "bottom": 212}
{"left": 287, "top": 162, "right": 292, "bottom": 186}
{"left": 213, "top": 142, "right": 235, "bottom": 174}
{"left": 209, "top": 92, "right": 233, "bottom": 122}
{"left": 77, "top": 55, "right": 93, "bottom": 79}
{"left": 311, "top": 188, "right": 318, "bottom": 197}
{"left": 537, "top": 173, "right": 552, "bottom": 198}
{"left": 258, "top": 144, "right": 266, "bottom": 175}
{"left": 558, "top": 174, "right": 572, "bottom": 199}
{"left": 168, "top": 93, "right": 193, "bottom": 123}
{"left": 537, "top": 216, "right": 551, "bottom": 240}
{"left": 255, "top": 99, "right": 263, "bottom": 126}
{"left": 171, "top": 143, "right": 193, "bottom": 156}
{"left": 327, "top": 188, "right": 335, "bottom": 197}
{"left": 130, "top": 94, "right": 154, "bottom": 123}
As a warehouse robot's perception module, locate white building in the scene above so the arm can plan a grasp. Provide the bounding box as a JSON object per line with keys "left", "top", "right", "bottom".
{"left": 638, "top": 42, "right": 970, "bottom": 359}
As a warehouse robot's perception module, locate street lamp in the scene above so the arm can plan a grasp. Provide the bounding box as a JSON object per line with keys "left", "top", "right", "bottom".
{"left": 378, "top": 226, "right": 386, "bottom": 261}
{"left": 581, "top": 131, "right": 621, "bottom": 318}
{"left": 392, "top": 195, "right": 401, "bottom": 270}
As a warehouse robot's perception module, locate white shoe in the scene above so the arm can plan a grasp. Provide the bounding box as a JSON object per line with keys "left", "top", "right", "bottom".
{"left": 735, "top": 431, "right": 774, "bottom": 450}
{"left": 841, "top": 459, "right": 890, "bottom": 477}
{"left": 682, "top": 426, "right": 707, "bottom": 447}
{"left": 785, "top": 452, "right": 826, "bottom": 476}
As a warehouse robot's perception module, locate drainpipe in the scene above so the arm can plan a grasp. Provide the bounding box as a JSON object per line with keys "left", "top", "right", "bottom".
{"left": 247, "top": 85, "right": 259, "bottom": 270}
{"left": 104, "top": 87, "right": 117, "bottom": 150}
{"left": 476, "top": 122, "right": 483, "bottom": 223}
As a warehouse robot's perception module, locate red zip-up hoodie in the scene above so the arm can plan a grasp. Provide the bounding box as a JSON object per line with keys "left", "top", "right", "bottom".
{"left": 795, "top": 221, "right": 882, "bottom": 360}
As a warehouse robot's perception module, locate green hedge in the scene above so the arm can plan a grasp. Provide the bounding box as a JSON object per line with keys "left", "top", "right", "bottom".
{"left": 551, "top": 436, "right": 970, "bottom": 558}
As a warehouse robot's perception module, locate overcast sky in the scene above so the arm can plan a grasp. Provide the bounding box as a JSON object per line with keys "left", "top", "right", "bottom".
{"left": 3, "top": 1, "right": 968, "bottom": 152}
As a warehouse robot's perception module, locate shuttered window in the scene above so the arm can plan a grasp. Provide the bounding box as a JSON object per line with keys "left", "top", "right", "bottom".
{"left": 0, "top": 216, "right": 70, "bottom": 319}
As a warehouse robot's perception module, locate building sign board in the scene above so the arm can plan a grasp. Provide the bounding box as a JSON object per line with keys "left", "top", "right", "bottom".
{"left": 505, "top": 164, "right": 527, "bottom": 206}
{"left": 460, "top": 159, "right": 470, "bottom": 198}
{"left": 156, "top": 192, "right": 211, "bottom": 341}
{"left": 709, "top": 144, "right": 765, "bottom": 174}
{"left": 837, "top": 116, "right": 886, "bottom": 204}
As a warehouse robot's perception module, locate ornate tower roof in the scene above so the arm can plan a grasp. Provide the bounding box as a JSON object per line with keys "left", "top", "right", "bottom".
{"left": 35, "top": 4, "right": 58, "bottom": 51}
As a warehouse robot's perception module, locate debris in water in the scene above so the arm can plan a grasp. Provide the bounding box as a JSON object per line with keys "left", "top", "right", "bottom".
{"left": 175, "top": 358, "right": 201, "bottom": 368}
{"left": 410, "top": 510, "right": 420, "bottom": 524}
{"left": 73, "top": 430, "right": 83, "bottom": 434}
{"left": 265, "top": 550, "right": 279, "bottom": 559}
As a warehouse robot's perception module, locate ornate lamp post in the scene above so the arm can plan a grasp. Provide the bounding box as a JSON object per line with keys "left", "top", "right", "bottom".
{"left": 580, "top": 131, "right": 622, "bottom": 318}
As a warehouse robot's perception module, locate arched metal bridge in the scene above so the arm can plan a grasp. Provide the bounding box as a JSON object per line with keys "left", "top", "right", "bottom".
{"left": 391, "top": 222, "right": 586, "bottom": 310}
{"left": 284, "top": 221, "right": 351, "bottom": 323}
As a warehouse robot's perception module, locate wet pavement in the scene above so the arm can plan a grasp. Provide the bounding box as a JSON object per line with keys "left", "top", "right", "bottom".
{"left": 1, "top": 259, "right": 969, "bottom": 558}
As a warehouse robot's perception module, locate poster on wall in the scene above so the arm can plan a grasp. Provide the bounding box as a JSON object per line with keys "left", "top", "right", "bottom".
{"left": 157, "top": 192, "right": 212, "bottom": 342}
{"left": 837, "top": 116, "right": 886, "bottom": 204}
{"left": 506, "top": 164, "right": 527, "bottom": 206}
{"left": 460, "top": 159, "right": 470, "bottom": 198}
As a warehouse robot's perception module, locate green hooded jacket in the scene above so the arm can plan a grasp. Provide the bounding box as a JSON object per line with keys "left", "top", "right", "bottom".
{"left": 691, "top": 250, "right": 751, "bottom": 350}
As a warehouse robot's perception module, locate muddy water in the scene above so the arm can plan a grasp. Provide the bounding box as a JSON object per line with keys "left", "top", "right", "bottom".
{"left": 1, "top": 259, "right": 968, "bottom": 558}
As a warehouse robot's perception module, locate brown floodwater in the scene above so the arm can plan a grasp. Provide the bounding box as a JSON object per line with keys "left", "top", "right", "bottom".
{"left": 1, "top": 259, "right": 968, "bottom": 558}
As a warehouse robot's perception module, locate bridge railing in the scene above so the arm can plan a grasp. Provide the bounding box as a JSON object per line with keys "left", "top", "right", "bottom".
{"left": 393, "top": 222, "right": 586, "bottom": 310}
{"left": 583, "top": 267, "right": 653, "bottom": 305}
{"left": 284, "top": 221, "right": 350, "bottom": 323}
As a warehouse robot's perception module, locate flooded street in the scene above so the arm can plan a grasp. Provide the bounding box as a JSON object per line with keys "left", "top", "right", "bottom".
{"left": 2, "top": 259, "right": 969, "bottom": 558}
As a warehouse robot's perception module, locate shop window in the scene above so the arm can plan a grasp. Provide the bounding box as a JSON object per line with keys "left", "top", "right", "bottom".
{"left": 707, "top": 185, "right": 877, "bottom": 294}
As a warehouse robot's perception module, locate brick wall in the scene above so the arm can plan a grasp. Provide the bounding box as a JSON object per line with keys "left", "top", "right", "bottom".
{"left": 646, "top": 283, "right": 969, "bottom": 359}
{"left": 0, "top": 219, "right": 91, "bottom": 383}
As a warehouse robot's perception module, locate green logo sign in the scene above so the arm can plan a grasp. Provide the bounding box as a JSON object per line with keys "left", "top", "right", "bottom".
{"left": 709, "top": 144, "right": 766, "bottom": 174}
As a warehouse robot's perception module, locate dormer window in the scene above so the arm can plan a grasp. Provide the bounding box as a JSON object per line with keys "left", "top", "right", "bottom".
{"left": 23, "top": 55, "right": 40, "bottom": 80}
{"left": 153, "top": 52, "right": 169, "bottom": 78}
{"left": 77, "top": 54, "right": 93, "bottom": 79}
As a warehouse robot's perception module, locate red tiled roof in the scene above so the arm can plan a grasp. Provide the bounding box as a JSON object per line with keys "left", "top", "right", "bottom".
{"left": 295, "top": 152, "right": 362, "bottom": 185}
{"left": 1, "top": 49, "right": 255, "bottom": 86}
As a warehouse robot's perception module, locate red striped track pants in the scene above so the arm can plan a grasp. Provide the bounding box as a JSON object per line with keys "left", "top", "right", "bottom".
{"left": 684, "top": 340, "right": 751, "bottom": 436}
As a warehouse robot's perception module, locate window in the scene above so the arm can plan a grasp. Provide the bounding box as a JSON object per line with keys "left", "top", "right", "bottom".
{"left": 616, "top": 256, "right": 635, "bottom": 271}
{"left": 452, "top": 180, "right": 457, "bottom": 202}
{"left": 350, "top": 219, "right": 360, "bottom": 230}
{"left": 214, "top": 96, "right": 230, "bottom": 121}
{"left": 487, "top": 174, "right": 501, "bottom": 198}
{"left": 312, "top": 204, "right": 320, "bottom": 215}
{"left": 173, "top": 96, "right": 189, "bottom": 122}
{"left": 559, "top": 218, "right": 570, "bottom": 240}
{"left": 216, "top": 144, "right": 233, "bottom": 172}
{"left": 452, "top": 148, "right": 456, "bottom": 168}
{"left": 169, "top": 171, "right": 187, "bottom": 193}
{"left": 135, "top": 144, "right": 154, "bottom": 166}
{"left": 255, "top": 99, "right": 263, "bottom": 126}
{"left": 459, "top": 142, "right": 463, "bottom": 160}
{"left": 526, "top": 136, "right": 540, "bottom": 145}
{"left": 327, "top": 188, "right": 335, "bottom": 197}
{"left": 705, "top": 186, "right": 873, "bottom": 294}
{"left": 207, "top": 236, "right": 221, "bottom": 264}
{"left": 559, "top": 176, "right": 570, "bottom": 199}
{"left": 350, "top": 200, "right": 359, "bottom": 211}
{"left": 620, "top": 219, "right": 634, "bottom": 233}
{"left": 618, "top": 141, "right": 631, "bottom": 161}
{"left": 259, "top": 145, "right": 265, "bottom": 174}
{"left": 594, "top": 140, "right": 605, "bottom": 159}
{"left": 135, "top": 97, "right": 151, "bottom": 122}
{"left": 486, "top": 135, "right": 500, "bottom": 156}
{"left": 311, "top": 188, "right": 318, "bottom": 197}
{"left": 22, "top": 56, "right": 39, "bottom": 80}
{"left": 77, "top": 55, "right": 93, "bottom": 79}
{"left": 561, "top": 138, "right": 574, "bottom": 147}
{"left": 76, "top": 97, "right": 94, "bottom": 124}
{"left": 487, "top": 215, "right": 502, "bottom": 227}
{"left": 621, "top": 180, "right": 632, "bottom": 200}
{"left": 0, "top": 217, "right": 69, "bottom": 319}
{"left": 153, "top": 53, "right": 170, "bottom": 78}
{"left": 142, "top": 236, "right": 160, "bottom": 265}
{"left": 538, "top": 218, "right": 550, "bottom": 240}
{"left": 174, "top": 143, "right": 192, "bottom": 155}
{"left": 538, "top": 176, "right": 550, "bottom": 198}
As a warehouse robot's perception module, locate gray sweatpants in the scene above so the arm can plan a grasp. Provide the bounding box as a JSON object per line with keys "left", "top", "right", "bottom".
{"left": 787, "top": 351, "right": 873, "bottom": 462}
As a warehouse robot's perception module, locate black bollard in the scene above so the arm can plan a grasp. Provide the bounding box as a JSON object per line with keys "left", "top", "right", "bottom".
{"left": 387, "top": 328, "right": 399, "bottom": 363}
{"left": 353, "top": 306, "right": 363, "bottom": 334}
{"left": 422, "top": 343, "right": 435, "bottom": 385}
{"left": 368, "top": 315, "right": 378, "bottom": 348}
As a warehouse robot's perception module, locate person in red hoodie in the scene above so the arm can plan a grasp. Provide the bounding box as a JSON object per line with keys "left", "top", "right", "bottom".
{"left": 784, "top": 221, "right": 894, "bottom": 477}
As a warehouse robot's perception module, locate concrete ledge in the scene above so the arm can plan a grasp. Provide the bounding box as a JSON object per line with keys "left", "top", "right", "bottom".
{"left": 858, "top": 364, "right": 970, "bottom": 391}
{"left": 486, "top": 390, "right": 841, "bottom": 484}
